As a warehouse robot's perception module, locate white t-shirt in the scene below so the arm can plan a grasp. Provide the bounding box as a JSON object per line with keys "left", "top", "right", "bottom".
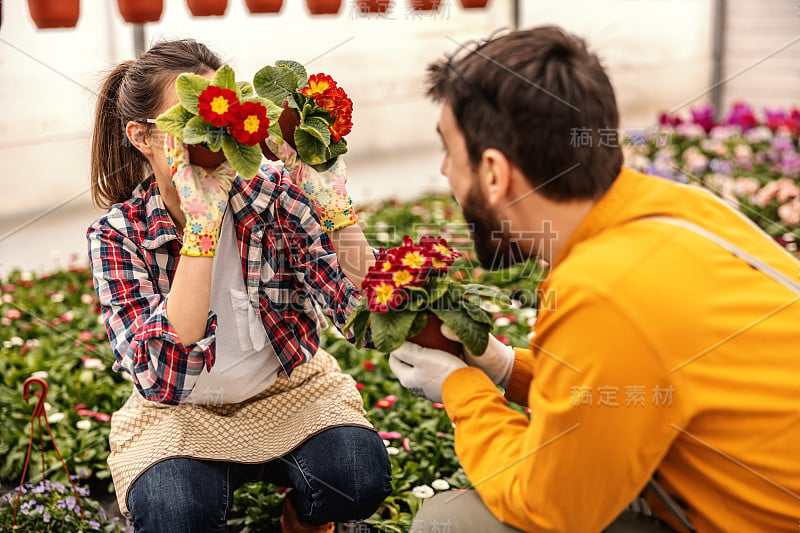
{"left": 187, "top": 208, "right": 283, "bottom": 405}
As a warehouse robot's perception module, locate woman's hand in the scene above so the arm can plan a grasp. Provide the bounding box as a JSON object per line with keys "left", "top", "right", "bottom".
{"left": 165, "top": 135, "right": 236, "bottom": 257}
{"left": 263, "top": 137, "right": 358, "bottom": 233}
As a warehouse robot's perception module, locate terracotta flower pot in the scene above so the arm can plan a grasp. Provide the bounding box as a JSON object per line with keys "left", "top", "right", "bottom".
{"left": 117, "top": 0, "right": 163, "bottom": 23}
{"left": 186, "top": 0, "right": 228, "bottom": 16}
{"left": 186, "top": 144, "right": 227, "bottom": 169}
{"left": 408, "top": 315, "right": 461, "bottom": 356}
{"left": 357, "top": 0, "right": 391, "bottom": 14}
{"left": 410, "top": 0, "right": 441, "bottom": 10}
{"left": 244, "top": 0, "right": 283, "bottom": 13}
{"left": 305, "top": 0, "right": 341, "bottom": 15}
{"left": 27, "top": 0, "right": 79, "bottom": 29}
{"left": 260, "top": 102, "right": 299, "bottom": 160}
{"left": 458, "top": 0, "right": 488, "bottom": 7}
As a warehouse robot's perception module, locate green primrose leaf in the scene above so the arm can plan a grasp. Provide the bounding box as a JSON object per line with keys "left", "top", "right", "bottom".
{"left": 300, "top": 116, "right": 331, "bottom": 146}
{"left": 309, "top": 139, "right": 348, "bottom": 172}
{"left": 222, "top": 135, "right": 262, "bottom": 179}
{"left": 237, "top": 80, "right": 255, "bottom": 98}
{"left": 276, "top": 60, "right": 308, "bottom": 83}
{"left": 431, "top": 308, "right": 490, "bottom": 356}
{"left": 212, "top": 65, "right": 238, "bottom": 92}
{"left": 407, "top": 311, "right": 428, "bottom": 338}
{"left": 371, "top": 311, "right": 417, "bottom": 353}
{"left": 182, "top": 115, "right": 213, "bottom": 145}
{"left": 294, "top": 127, "right": 328, "bottom": 166}
{"left": 155, "top": 104, "right": 194, "bottom": 138}
{"left": 342, "top": 300, "right": 368, "bottom": 331}
{"left": 352, "top": 309, "right": 371, "bottom": 347}
{"left": 253, "top": 65, "right": 300, "bottom": 106}
{"left": 175, "top": 73, "right": 211, "bottom": 115}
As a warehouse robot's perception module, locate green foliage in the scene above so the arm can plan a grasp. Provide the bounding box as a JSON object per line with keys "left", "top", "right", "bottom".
{"left": 221, "top": 135, "right": 262, "bottom": 180}
{"left": 175, "top": 72, "right": 210, "bottom": 115}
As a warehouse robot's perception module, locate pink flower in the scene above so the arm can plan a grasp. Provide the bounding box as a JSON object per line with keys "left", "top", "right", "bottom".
{"left": 94, "top": 413, "right": 111, "bottom": 422}
{"left": 495, "top": 335, "right": 510, "bottom": 345}
{"left": 79, "top": 331, "right": 94, "bottom": 342}
{"left": 355, "top": 383, "right": 365, "bottom": 390}
{"left": 384, "top": 395, "right": 398, "bottom": 402}
{"left": 6, "top": 309, "right": 21, "bottom": 320}
{"left": 378, "top": 431, "right": 402, "bottom": 440}
{"left": 734, "top": 177, "right": 760, "bottom": 197}
{"left": 375, "top": 399, "right": 393, "bottom": 409}
{"left": 432, "top": 402, "right": 445, "bottom": 409}
{"left": 77, "top": 409, "right": 91, "bottom": 416}
{"left": 362, "top": 361, "right": 376, "bottom": 371}
{"left": 402, "top": 437, "right": 411, "bottom": 452}
{"left": 778, "top": 199, "right": 800, "bottom": 226}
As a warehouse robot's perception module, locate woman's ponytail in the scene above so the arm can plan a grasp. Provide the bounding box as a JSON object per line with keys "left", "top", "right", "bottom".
{"left": 90, "top": 39, "right": 223, "bottom": 209}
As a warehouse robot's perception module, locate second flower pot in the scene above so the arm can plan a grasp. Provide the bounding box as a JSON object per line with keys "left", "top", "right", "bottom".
{"left": 408, "top": 315, "right": 461, "bottom": 356}
{"left": 186, "top": 144, "right": 226, "bottom": 169}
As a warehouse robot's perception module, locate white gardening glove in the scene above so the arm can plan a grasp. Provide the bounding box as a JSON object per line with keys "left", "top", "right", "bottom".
{"left": 388, "top": 342, "right": 467, "bottom": 403}
{"left": 441, "top": 324, "right": 515, "bottom": 388}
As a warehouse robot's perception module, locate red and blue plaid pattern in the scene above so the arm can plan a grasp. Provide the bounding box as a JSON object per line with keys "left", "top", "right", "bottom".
{"left": 88, "top": 163, "right": 365, "bottom": 405}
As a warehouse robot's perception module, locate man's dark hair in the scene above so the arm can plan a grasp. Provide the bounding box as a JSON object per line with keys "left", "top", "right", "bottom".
{"left": 427, "top": 26, "right": 623, "bottom": 201}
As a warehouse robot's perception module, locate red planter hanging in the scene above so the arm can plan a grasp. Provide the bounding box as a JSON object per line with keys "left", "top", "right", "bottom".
{"left": 305, "top": 0, "right": 341, "bottom": 15}
{"left": 27, "top": 0, "right": 79, "bottom": 29}
{"left": 186, "top": 0, "right": 228, "bottom": 16}
{"left": 117, "top": 0, "right": 163, "bottom": 23}
{"left": 410, "top": 0, "right": 441, "bottom": 11}
{"left": 458, "top": 0, "right": 488, "bottom": 7}
{"left": 357, "top": 0, "right": 391, "bottom": 14}
{"left": 244, "top": 0, "right": 283, "bottom": 13}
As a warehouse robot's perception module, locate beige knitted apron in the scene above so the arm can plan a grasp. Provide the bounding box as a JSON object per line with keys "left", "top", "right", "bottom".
{"left": 108, "top": 349, "right": 372, "bottom": 517}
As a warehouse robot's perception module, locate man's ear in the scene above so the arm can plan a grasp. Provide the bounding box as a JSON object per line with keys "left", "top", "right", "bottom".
{"left": 124, "top": 121, "right": 152, "bottom": 157}
{"left": 479, "top": 148, "right": 512, "bottom": 207}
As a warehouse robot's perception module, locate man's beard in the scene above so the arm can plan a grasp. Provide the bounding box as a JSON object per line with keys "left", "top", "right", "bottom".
{"left": 461, "top": 181, "right": 531, "bottom": 270}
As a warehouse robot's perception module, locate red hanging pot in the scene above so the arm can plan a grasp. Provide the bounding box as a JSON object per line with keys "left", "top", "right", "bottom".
{"left": 117, "top": 0, "right": 163, "bottom": 23}
{"left": 305, "top": 0, "right": 341, "bottom": 15}
{"left": 458, "top": 0, "right": 488, "bottom": 7}
{"left": 244, "top": 0, "right": 283, "bottom": 13}
{"left": 27, "top": 0, "right": 79, "bottom": 29}
{"left": 186, "top": 0, "right": 228, "bottom": 16}
{"left": 410, "top": 0, "right": 441, "bottom": 11}
{"left": 357, "top": 0, "right": 391, "bottom": 14}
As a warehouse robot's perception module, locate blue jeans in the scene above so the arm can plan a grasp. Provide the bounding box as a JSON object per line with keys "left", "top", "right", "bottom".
{"left": 127, "top": 426, "right": 392, "bottom": 532}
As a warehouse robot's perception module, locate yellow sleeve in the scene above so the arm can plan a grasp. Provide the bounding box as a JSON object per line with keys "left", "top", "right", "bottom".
{"left": 505, "top": 347, "right": 534, "bottom": 406}
{"left": 441, "top": 290, "right": 693, "bottom": 532}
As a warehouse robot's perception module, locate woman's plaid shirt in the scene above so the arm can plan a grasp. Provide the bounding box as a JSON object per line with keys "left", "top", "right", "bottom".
{"left": 88, "top": 163, "right": 364, "bottom": 405}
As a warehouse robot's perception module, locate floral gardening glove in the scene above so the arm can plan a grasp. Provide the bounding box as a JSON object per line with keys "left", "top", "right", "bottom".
{"left": 165, "top": 135, "right": 236, "bottom": 257}
{"left": 263, "top": 138, "right": 358, "bottom": 232}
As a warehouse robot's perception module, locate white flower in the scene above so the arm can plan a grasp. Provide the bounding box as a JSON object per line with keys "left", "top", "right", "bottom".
{"left": 10, "top": 336, "right": 24, "bottom": 346}
{"left": 50, "top": 292, "right": 65, "bottom": 303}
{"left": 494, "top": 317, "right": 511, "bottom": 327}
{"left": 20, "top": 271, "right": 33, "bottom": 281}
{"left": 76, "top": 420, "right": 91, "bottom": 430}
{"left": 83, "top": 358, "right": 106, "bottom": 371}
{"left": 97, "top": 314, "right": 105, "bottom": 325}
{"left": 411, "top": 485, "right": 434, "bottom": 499}
{"left": 81, "top": 294, "right": 94, "bottom": 305}
{"left": 0, "top": 317, "right": 10, "bottom": 326}
{"left": 28, "top": 339, "right": 41, "bottom": 347}
{"left": 382, "top": 439, "right": 390, "bottom": 447}
{"left": 376, "top": 232, "right": 390, "bottom": 242}
{"left": 31, "top": 370, "right": 48, "bottom": 379}
{"left": 2, "top": 341, "right": 11, "bottom": 349}
{"left": 431, "top": 479, "right": 450, "bottom": 491}
{"left": 386, "top": 447, "right": 400, "bottom": 456}
{"left": 44, "top": 402, "right": 52, "bottom": 411}
{"left": 1, "top": 294, "right": 12, "bottom": 304}
{"left": 48, "top": 412, "right": 65, "bottom": 423}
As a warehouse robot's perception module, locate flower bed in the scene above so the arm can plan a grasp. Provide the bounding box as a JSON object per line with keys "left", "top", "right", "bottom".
{"left": 1, "top": 102, "right": 798, "bottom": 531}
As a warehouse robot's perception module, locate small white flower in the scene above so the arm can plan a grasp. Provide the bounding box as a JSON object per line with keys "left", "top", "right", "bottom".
{"left": 50, "top": 293, "right": 65, "bottom": 303}
{"left": 97, "top": 314, "right": 105, "bottom": 325}
{"left": 386, "top": 447, "right": 400, "bottom": 456}
{"left": 382, "top": 439, "right": 390, "bottom": 447}
{"left": 2, "top": 341, "right": 11, "bottom": 349}
{"left": 376, "top": 232, "right": 390, "bottom": 242}
{"left": 10, "top": 336, "right": 24, "bottom": 346}
{"left": 31, "top": 370, "right": 48, "bottom": 379}
{"left": 494, "top": 317, "right": 511, "bottom": 327}
{"left": 431, "top": 479, "right": 450, "bottom": 491}
{"left": 28, "top": 339, "right": 41, "bottom": 347}
{"left": 411, "top": 485, "right": 434, "bottom": 499}
{"left": 1, "top": 294, "right": 12, "bottom": 304}
{"left": 81, "top": 294, "right": 94, "bottom": 305}
{"left": 48, "top": 412, "right": 65, "bottom": 423}
{"left": 76, "top": 420, "right": 91, "bottom": 430}
{"left": 0, "top": 317, "right": 10, "bottom": 326}
{"left": 20, "top": 271, "right": 33, "bottom": 281}
{"left": 44, "top": 402, "right": 52, "bottom": 411}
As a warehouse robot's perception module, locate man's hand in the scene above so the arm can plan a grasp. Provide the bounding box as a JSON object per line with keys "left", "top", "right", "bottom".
{"left": 441, "top": 324, "right": 515, "bottom": 388}
{"left": 388, "top": 342, "right": 467, "bottom": 403}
